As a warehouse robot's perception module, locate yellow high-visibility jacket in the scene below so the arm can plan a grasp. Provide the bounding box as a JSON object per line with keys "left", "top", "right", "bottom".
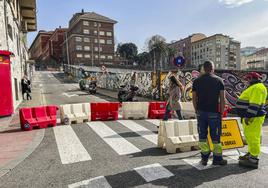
{"left": 236, "top": 82, "right": 267, "bottom": 118}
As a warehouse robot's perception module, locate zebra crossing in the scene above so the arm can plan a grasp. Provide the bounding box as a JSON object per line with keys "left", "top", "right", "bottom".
{"left": 51, "top": 119, "right": 268, "bottom": 187}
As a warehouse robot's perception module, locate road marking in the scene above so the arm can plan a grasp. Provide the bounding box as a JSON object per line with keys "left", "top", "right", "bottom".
{"left": 223, "top": 149, "right": 245, "bottom": 161}
{"left": 87, "top": 122, "right": 141, "bottom": 155}
{"left": 68, "top": 176, "right": 111, "bottom": 188}
{"left": 53, "top": 126, "right": 92, "bottom": 164}
{"left": 62, "top": 92, "right": 78, "bottom": 98}
{"left": 48, "top": 74, "right": 53, "bottom": 78}
{"left": 261, "top": 146, "right": 268, "bottom": 154}
{"left": 134, "top": 163, "right": 174, "bottom": 182}
{"left": 183, "top": 157, "right": 217, "bottom": 170}
{"left": 146, "top": 119, "right": 160, "bottom": 126}
{"left": 118, "top": 120, "right": 158, "bottom": 145}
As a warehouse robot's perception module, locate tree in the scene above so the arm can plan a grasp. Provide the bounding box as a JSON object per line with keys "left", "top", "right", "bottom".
{"left": 116, "top": 43, "right": 138, "bottom": 64}
{"left": 136, "top": 52, "right": 150, "bottom": 67}
{"left": 147, "top": 35, "right": 169, "bottom": 71}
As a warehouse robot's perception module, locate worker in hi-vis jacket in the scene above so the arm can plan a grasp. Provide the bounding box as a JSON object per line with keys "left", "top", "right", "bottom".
{"left": 236, "top": 72, "right": 267, "bottom": 169}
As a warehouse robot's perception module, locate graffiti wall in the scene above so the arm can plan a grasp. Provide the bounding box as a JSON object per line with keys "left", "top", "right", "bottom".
{"left": 71, "top": 65, "right": 268, "bottom": 106}
{"left": 159, "top": 70, "right": 268, "bottom": 106}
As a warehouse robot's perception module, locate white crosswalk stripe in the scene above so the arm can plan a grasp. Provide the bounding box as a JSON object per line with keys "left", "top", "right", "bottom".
{"left": 118, "top": 120, "right": 158, "bottom": 145}
{"left": 134, "top": 163, "right": 174, "bottom": 182}
{"left": 87, "top": 121, "right": 141, "bottom": 155}
{"left": 68, "top": 176, "right": 111, "bottom": 188}
{"left": 261, "top": 146, "right": 268, "bottom": 154}
{"left": 146, "top": 119, "right": 160, "bottom": 126}
{"left": 53, "top": 126, "right": 92, "bottom": 164}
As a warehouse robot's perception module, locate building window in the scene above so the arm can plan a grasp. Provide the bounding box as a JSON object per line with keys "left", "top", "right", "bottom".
{"left": 77, "top": 54, "right": 83, "bottom": 58}
{"left": 94, "top": 30, "right": 98, "bottom": 35}
{"left": 76, "top": 45, "right": 82, "bottom": 50}
{"left": 85, "top": 54, "right": 91, "bottom": 58}
{"left": 99, "top": 47, "right": 103, "bottom": 52}
{"left": 83, "top": 29, "right": 89, "bottom": 34}
{"left": 83, "top": 21, "right": 89, "bottom": 26}
{"left": 84, "top": 37, "right": 90, "bottom": 42}
{"left": 100, "top": 31, "right": 105, "bottom": 36}
{"left": 99, "top": 23, "right": 101, "bottom": 27}
{"left": 94, "top": 47, "right": 98, "bottom": 51}
{"left": 100, "top": 55, "right": 106, "bottom": 59}
{"left": 94, "top": 22, "right": 97, "bottom": 27}
{"left": 107, "top": 55, "right": 113, "bottom": 60}
{"left": 106, "top": 31, "right": 112, "bottom": 36}
{"left": 94, "top": 39, "right": 98, "bottom": 43}
{"left": 84, "top": 46, "right": 90, "bottom": 51}
{"left": 95, "top": 55, "right": 99, "bottom": 59}
{"left": 100, "top": 39, "right": 105, "bottom": 44}
{"left": 75, "top": 37, "right": 82, "bottom": 42}
{"left": 107, "top": 40, "right": 112, "bottom": 44}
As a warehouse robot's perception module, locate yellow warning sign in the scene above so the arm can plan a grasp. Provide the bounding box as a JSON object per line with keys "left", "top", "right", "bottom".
{"left": 208, "top": 119, "right": 244, "bottom": 150}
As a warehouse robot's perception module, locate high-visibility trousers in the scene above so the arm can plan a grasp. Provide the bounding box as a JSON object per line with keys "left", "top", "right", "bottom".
{"left": 243, "top": 116, "right": 265, "bottom": 157}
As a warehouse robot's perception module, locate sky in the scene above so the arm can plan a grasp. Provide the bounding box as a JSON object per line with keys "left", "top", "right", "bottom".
{"left": 28, "top": 0, "right": 268, "bottom": 51}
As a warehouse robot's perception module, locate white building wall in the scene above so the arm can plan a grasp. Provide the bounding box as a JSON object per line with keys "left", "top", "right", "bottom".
{"left": 0, "top": 0, "right": 30, "bottom": 111}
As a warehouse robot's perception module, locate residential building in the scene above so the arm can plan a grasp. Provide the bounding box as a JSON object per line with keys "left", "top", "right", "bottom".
{"left": 63, "top": 10, "right": 117, "bottom": 67}
{"left": 29, "top": 30, "right": 53, "bottom": 69}
{"left": 169, "top": 33, "right": 206, "bottom": 68}
{"left": 244, "top": 48, "right": 268, "bottom": 70}
{"left": 191, "top": 34, "right": 241, "bottom": 70}
{"left": 0, "top": 0, "right": 37, "bottom": 110}
{"left": 42, "top": 28, "right": 67, "bottom": 69}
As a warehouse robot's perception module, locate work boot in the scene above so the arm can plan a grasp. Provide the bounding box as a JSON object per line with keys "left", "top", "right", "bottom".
{"left": 239, "top": 152, "right": 250, "bottom": 160}
{"left": 200, "top": 159, "right": 208, "bottom": 166}
{"left": 239, "top": 156, "right": 259, "bottom": 169}
{"left": 200, "top": 152, "right": 210, "bottom": 166}
{"left": 212, "top": 155, "right": 227, "bottom": 166}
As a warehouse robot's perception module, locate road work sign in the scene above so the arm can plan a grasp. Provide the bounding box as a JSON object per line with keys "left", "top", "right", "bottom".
{"left": 208, "top": 119, "right": 244, "bottom": 150}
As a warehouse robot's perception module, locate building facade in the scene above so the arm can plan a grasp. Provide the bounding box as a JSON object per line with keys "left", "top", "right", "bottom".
{"left": 244, "top": 48, "right": 268, "bottom": 70}
{"left": 42, "top": 28, "right": 67, "bottom": 69}
{"left": 0, "top": 0, "right": 36, "bottom": 110}
{"left": 191, "top": 34, "right": 241, "bottom": 70}
{"left": 169, "top": 33, "right": 206, "bottom": 68}
{"left": 29, "top": 30, "right": 53, "bottom": 69}
{"left": 63, "top": 11, "right": 117, "bottom": 67}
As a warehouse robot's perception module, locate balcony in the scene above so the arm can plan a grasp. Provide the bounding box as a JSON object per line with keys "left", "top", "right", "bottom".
{"left": 20, "top": 0, "right": 37, "bottom": 32}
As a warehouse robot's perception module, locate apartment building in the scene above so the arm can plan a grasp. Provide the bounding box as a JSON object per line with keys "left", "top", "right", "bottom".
{"left": 42, "top": 28, "right": 67, "bottom": 68}
{"left": 29, "top": 30, "right": 53, "bottom": 69}
{"left": 0, "top": 0, "right": 37, "bottom": 109}
{"left": 191, "top": 34, "right": 241, "bottom": 70}
{"left": 63, "top": 10, "right": 117, "bottom": 67}
{"left": 169, "top": 33, "right": 206, "bottom": 68}
{"left": 244, "top": 48, "right": 268, "bottom": 70}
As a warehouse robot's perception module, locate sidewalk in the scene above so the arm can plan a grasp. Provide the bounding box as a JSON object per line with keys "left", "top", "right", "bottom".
{"left": 0, "top": 73, "right": 45, "bottom": 178}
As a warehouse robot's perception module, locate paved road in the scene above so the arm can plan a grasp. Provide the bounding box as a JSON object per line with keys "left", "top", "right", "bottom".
{"left": 1, "top": 71, "right": 268, "bottom": 188}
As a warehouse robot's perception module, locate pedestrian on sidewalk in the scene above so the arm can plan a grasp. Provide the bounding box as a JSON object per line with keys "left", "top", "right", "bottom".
{"left": 192, "top": 60, "right": 227, "bottom": 166}
{"left": 235, "top": 72, "right": 267, "bottom": 169}
{"left": 163, "top": 75, "right": 184, "bottom": 121}
{"left": 21, "top": 75, "right": 32, "bottom": 100}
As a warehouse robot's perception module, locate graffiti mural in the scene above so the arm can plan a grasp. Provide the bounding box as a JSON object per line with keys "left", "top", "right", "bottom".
{"left": 159, "top": 70, "right": 268, "bottom": 106}
{"left": 70, "top": 66, "right": 268, "bottom": 106}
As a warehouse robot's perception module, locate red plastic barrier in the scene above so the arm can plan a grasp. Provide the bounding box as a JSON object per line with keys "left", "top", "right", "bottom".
{"left": 91, "top": 102, "right": 119, "bottom": 121}
{"left": 20, "top": 105, "right": 58, "bottom": 131}
{"left": 148, "top": 102, "right": 170, "bottom": 119}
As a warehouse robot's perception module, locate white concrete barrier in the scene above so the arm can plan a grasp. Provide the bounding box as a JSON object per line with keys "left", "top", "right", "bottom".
{"left": 181, "top": 102, "right": 196, "bottom": 119}
{"left": 162, "top": 120, "right": 198, "bottom": 153}
{"left": 60, "top": 103, "right": 90, "bottom": 124}
{"left": 122, "top": 102, "right": 149, "bottom": 119}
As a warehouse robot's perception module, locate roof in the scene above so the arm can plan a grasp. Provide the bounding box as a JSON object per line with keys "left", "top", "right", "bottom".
{"left": 79, "top": 12, "right": 117, "bottom": 23}
{"left": 68, "top": 12, "right": 117, "bottom": 31}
